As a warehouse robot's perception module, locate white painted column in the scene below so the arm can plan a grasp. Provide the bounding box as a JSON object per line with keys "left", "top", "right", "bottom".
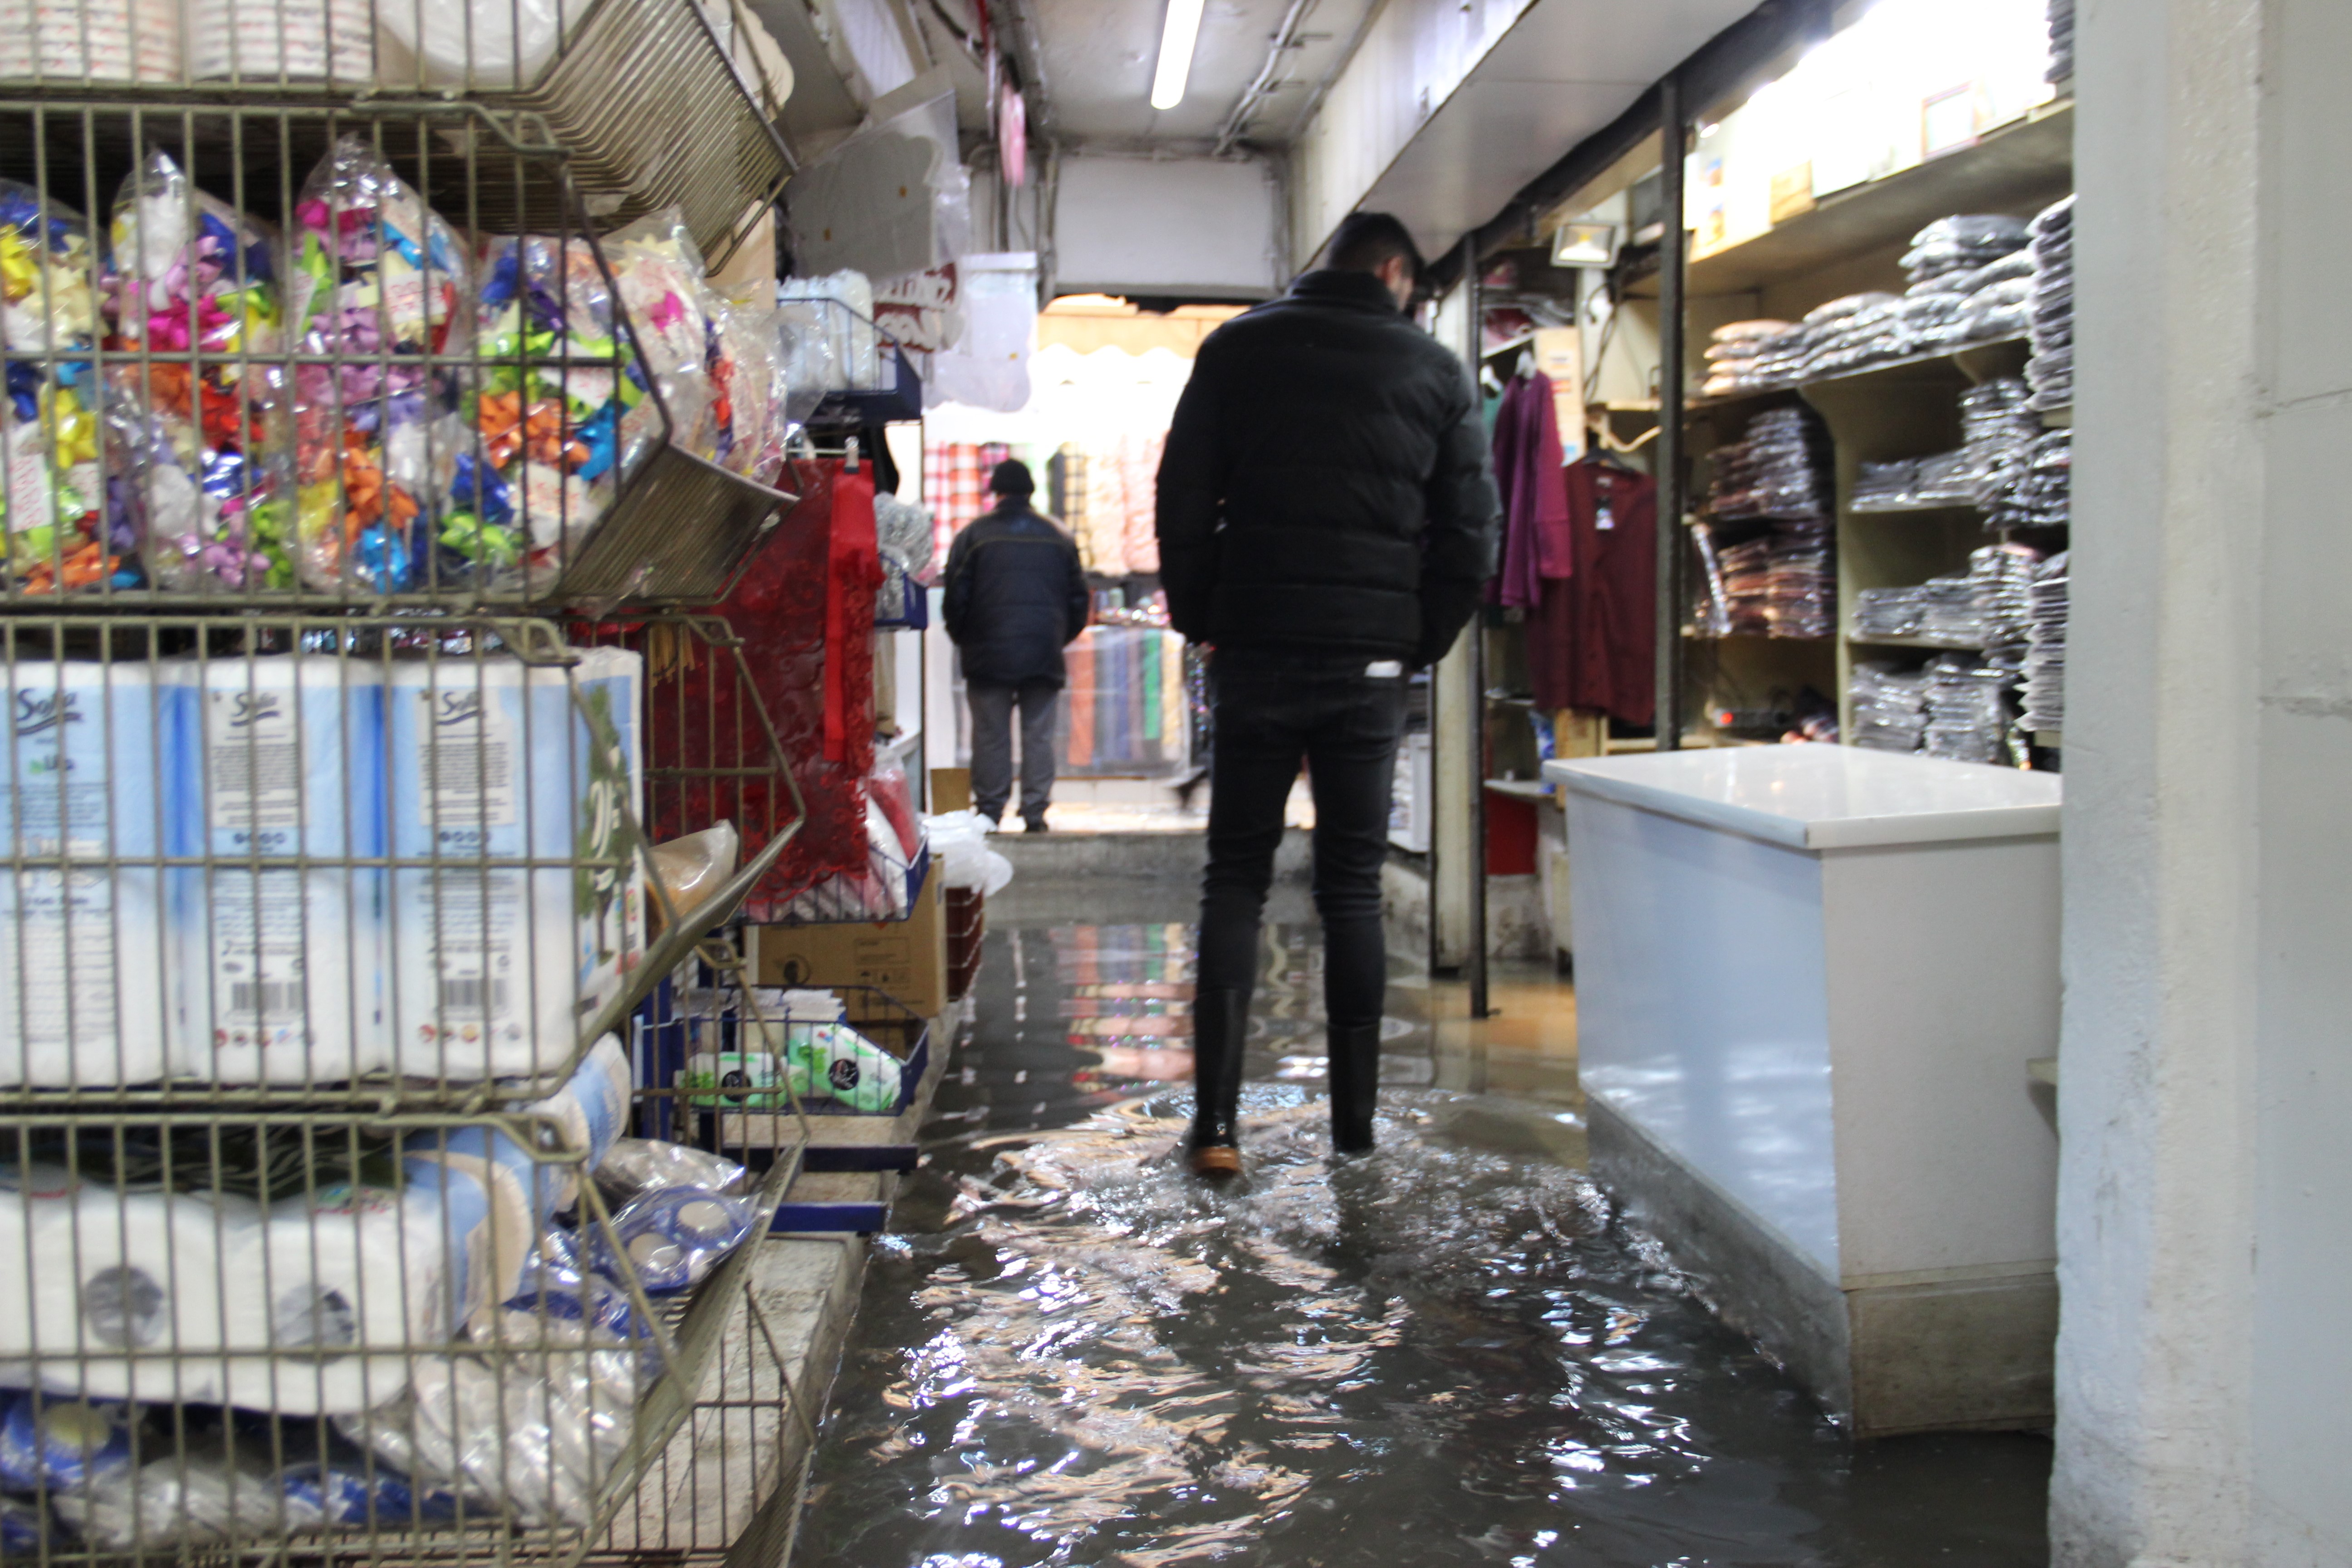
{"left": 2057, "top": 1, "right": 2352, "bottom": 1563}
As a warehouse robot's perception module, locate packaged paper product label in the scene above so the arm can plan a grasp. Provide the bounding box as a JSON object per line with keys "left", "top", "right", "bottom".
{"left": 0, "top": 662, "right": 172, "bottom": 1087}
{"left": 386, "top": 650, "right": 643, "bottom": 1082}
{"left": 164, "top": 657, "right": 387, "bottom": 1084}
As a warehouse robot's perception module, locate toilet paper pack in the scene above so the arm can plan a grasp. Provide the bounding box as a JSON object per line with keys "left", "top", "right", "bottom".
{"left": 385, "top": 650, "right": 643, "bottom": 1083}
{"left": 0, "top": 661, "right": 173, "bottom": 1087}
{"left": 165, "top": 655, "right": 387, "bottom": 1084}
{"left": 0, "top": 1158, "right": 497, "bottom": 1415}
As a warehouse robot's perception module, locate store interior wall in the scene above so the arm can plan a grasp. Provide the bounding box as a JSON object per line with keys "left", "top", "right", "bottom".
{"left": 2056, "top": 0, "right": 2352, "bottom": 1563}
{"left": 1050, "top": 155, "right": 1286, "bottom": 299}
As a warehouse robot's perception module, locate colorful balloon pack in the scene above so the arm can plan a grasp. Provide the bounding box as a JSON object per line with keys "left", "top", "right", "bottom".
{"left": 286, "top": 137, "right": 472, "bottom": 595}
{"left": 103, "top": 148, "right": 289, "bottom": 593}
{"left": 0, "top": 180, "right": 116, "bottom": 593}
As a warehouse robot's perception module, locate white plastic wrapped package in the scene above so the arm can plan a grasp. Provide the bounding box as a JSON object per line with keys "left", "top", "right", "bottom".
{"left": 0, "top": 662, "right": 171, "bottom": 1087}
{"left": 0, "top": 1158, "right": 500, "bottom": 1413}
{"left": 928, "top": 251, "right": 1034, "bottom": 413}
{"left": 53, "top": 1436, "right": 328, "bottom": 1550}
{"left": 591, "top": 1137, "right": 747, "bottom": 1207}
{"left": 375, "top": 0, "right": 579, "bottom": 87}
{"left": 776, "top": 270, "right": 876, "bottom": 393}
{"left": 383, "top": 649, "right": 644, "bottom": 1082}
{"left": 595, "top": 1186, "right": 756, "bottom": 1293}
{"left": 922, "top": 808, "right": 1014, "bottom": 897}
{"left": 335, "top": 1308, "right": 639, "bottom": 1528}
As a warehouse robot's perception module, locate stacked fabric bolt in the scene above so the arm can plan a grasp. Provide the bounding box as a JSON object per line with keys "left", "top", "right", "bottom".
{"left": 1921, "top": 651, "right": 2018, "bottom": 765}
{"left": 1849, "top": 459, "right": 1921, "bottom": 512}
{"left": 1849, "top": 662, "right": 1929, "bottom": 752}
{"left": 1969, "top": 543, "right": 2043, "bottom": 648}
{"left": 1700, "top": 318, "right": 1793, "bottom": 399}
{"left": 1705, "top": 405, "right": 1832, "bottom": 519}
{"left": 2047, "top": 0, "right": 2075, "bottom": 83}
{"left": 1989, "top": 429, "right": 2071, "bottom": 531}
{"left": 2026, "top": 196, "right": 2074, "bottom": 412}
{"left": 2019, "top": 550, "right": 2069, "bottom": 732}
{"left": 1899, "top": 216, "right": 2034, "bottom": 353}
{"left": 1958, "top": 377, "right": 2043, "bottom": 506}
{"left": 1763, "top": 516, "right": 1835, "bottom": 637}
{"left": 1790, "top": 292, "right": 1907, "bottom": 381}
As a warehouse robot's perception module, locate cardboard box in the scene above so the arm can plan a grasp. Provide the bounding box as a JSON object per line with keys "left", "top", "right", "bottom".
{"left": 746, "top": 872, "right": 947, "bottom": 1017}
{"left": 930, "top": 767, "right": 972, "bottom": 813}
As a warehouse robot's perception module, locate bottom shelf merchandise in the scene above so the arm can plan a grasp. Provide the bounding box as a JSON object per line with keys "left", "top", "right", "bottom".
{"left": 0, "top": 995, "right": 868, "bottom": 1561}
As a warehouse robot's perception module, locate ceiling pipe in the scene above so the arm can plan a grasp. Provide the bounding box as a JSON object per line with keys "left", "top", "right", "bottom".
{"left": 1213, "top": 0, "right": 1318, "bottom": 155}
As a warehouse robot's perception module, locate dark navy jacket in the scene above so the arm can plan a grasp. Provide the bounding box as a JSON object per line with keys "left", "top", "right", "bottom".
{"left": 941, "top": 501, "right": 1091, "bottom": 687}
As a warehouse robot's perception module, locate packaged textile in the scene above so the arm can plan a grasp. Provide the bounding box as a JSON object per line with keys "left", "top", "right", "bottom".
{"left": 0, "top": 662, "right": 169, "bottom": 1086}
{"left": 383, "top": 648, "right": 644, "bottom": 1081}
{"left": 285, "top": 137, "right": 472, "bottom": 594}
{"left": 2019, "top": 550, "right": 2069, "bottom": 731}
{"left": 0, "top": 180, "right": 113, "bottom": 592}
{"left": 104, "top": 150, "right": 292, "bottom": 593}
{"left": 337, "top": 1306, "right": 640, "bottom": 1527}
{"left": 2026, "top": 196, "right": 2075, "bottom": 411}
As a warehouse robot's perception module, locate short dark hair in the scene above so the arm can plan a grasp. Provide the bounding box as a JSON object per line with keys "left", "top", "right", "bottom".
{"left": 988, "top": 458, "right": 1035, "bottom": 498}
{"left": 1328, "top": 211, "right": 1424, "bottom": 280}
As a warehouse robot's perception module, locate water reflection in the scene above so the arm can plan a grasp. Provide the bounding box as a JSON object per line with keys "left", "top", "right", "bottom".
{"left": 792, "top": 901, "right": 2050, "bottom": 1568}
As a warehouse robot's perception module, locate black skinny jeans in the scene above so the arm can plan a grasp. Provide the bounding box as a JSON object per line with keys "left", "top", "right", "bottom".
{"left": 1196, "top": 648, "right": 1407, "bottom": 1027}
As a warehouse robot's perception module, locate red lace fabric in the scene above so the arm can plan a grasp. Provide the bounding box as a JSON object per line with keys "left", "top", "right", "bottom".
{"left": 641, "top": 457, "right": 882, "bottom": 917}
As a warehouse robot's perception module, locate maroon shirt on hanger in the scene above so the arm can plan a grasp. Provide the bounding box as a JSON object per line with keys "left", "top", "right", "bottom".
{"left": 1526, "top": 459, "right": 1656, "bottom": 726}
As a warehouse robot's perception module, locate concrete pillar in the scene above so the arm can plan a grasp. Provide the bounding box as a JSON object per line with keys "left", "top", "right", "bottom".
{"left": 2057, "top": 1, "right": 2352, "bottom": 1562}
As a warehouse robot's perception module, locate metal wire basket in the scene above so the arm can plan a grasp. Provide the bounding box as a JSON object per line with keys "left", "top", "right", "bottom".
{"left": 0, "top": 0, "right": 790, "bottom": 268}
{"left": 0, "top": 100, "right": 795, "bottom": 612}
{"left": 0, "top": 613, "right": 801, "bottom": 1108}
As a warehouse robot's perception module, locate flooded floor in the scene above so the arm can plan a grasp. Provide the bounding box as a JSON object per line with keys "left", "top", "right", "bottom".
{"left": 791, "top": 876, "right": 2052, "bottom": 1568}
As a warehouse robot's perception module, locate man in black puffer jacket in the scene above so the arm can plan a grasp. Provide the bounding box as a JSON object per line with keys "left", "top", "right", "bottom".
{"left": 1157, "top": 211, "right": 1501, "bottom": 1176}
{"left": 943, "top": 460, "right": 1091, "bottom": 831}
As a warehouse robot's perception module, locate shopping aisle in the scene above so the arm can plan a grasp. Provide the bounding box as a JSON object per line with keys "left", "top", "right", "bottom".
{"left": 787, "top": 875, "right": 2052, "bottom": 1567}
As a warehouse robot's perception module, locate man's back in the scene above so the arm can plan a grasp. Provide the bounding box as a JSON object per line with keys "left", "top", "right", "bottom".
{"left": 941, "top": 503, "right": 1088, "bottom": 689}
{"left": 1156, "top": 268, "right": 1500, "bottom": 668}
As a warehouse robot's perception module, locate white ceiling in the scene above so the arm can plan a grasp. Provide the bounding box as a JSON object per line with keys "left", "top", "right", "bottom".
{"left": 1358, "top": 0, "right": 1758, "bottom": 260}
{"left": 1028, "top": 0, "right": 1377, "bottom": 148}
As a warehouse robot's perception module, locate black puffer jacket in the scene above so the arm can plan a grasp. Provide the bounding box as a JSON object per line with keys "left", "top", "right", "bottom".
{"left": 941, "top": 501, "right": 1091, "bottom": 687}
{"left": 1155, "top": 269, "right": 1501, "bottom": 668}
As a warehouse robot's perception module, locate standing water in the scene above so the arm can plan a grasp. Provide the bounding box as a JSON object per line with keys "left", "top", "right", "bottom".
{"left": 792, "top": 880, "right": 2051, "bottom": 1567}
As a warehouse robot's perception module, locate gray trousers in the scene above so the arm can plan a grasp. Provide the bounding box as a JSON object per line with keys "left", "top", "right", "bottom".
{"left": 968, "top": 678, "right": 1060, "bottom": 823}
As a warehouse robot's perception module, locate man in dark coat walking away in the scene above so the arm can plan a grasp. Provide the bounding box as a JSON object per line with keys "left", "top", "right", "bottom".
{"left": 943, "top": 459, "right": 1091, "bottom": 832}
{"left": 1156, "top": 211, "right": 1501, "bottom": 1176}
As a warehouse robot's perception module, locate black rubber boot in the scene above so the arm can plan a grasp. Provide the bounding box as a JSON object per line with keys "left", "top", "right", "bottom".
{"left": 1188, "top": 989, "right": 1249, "bottom": 1177}
{"left": 1328, "top": 1020, "right": 1382, "bottom": 1155}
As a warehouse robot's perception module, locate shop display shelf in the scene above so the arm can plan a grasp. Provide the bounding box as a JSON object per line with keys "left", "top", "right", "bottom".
{"left": 0, "top": 99, "right": 796, "bottom": 615}
{"left": 1680, "top": 100, "right": 2075, "bottom": 299}
{"left": 0, "top": 1097, "right": 803, "bottom": 1568}
{"left": 0, "top": 0, "right": 790, "bottom": 266}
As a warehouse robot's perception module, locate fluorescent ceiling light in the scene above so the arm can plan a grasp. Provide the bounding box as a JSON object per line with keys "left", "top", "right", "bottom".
{"left": 1150, "top": 0, "right": 1206, "bottom": 110}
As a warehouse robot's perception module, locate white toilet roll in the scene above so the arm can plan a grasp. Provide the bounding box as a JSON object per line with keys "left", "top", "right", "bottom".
{"left": 0, "top": 1156, "right": 495, "bottom": 1415}
{"left": 163, "top": 655, "right": 388, "bottom": 1085}
{"left": 0, "top": 662, "right": 173, "bottom": 1088}
{"left": 385, "top": 650, "right": 643, "bottom": 1083}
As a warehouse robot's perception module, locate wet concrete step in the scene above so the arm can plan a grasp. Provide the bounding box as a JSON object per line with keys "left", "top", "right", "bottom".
{"left": 992, "top": 826, "right": 1309, "bottom": 881}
